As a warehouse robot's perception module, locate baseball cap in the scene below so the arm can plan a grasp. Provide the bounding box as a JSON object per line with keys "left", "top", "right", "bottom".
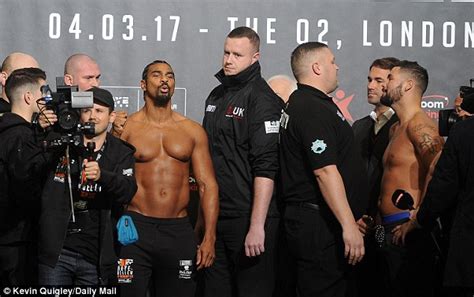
{"left": 87, "top": 87, "right": 115, "bottom": 111}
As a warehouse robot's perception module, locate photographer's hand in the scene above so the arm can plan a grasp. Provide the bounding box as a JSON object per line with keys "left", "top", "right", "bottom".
{"left": 83, "top": 159, "right": 101, "bottom": 181}
{"left": 38, "top": 109, "right": 58, "bottom": 129}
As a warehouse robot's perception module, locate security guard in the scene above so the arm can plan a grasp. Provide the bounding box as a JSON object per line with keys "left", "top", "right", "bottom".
{"left": 279, "top": 42, "right": 368, "bottom": 297}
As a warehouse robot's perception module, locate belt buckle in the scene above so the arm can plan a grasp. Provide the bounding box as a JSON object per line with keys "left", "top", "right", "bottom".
{"left": 374, "top": 225, "right": 385, "bottom": 248}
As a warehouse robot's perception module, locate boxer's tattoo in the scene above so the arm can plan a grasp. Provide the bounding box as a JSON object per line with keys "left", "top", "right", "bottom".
{"left": 411, "top": 124, "right": 443, "bottom": 155}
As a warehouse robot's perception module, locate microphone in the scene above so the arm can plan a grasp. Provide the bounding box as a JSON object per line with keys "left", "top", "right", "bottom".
{"left": 392, "top": 189, "right": 415, "bottom": 210}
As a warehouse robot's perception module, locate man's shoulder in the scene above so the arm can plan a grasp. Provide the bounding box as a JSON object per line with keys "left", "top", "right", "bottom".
{"left": 353, "top": 115, "right": 372, "bottom": 128}
{"left": 175, "top": 115, "right": 207, "bottom": 138}
{"left": 407, "top": 111, "right": 438, "bottom": 135}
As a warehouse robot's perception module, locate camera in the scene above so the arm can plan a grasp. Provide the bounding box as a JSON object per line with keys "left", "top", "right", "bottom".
{"left": 438, "top": 79, "right": 474, "bottom": 136}
{"left": 41, "top": 78, "right": 95, "bottom": 148}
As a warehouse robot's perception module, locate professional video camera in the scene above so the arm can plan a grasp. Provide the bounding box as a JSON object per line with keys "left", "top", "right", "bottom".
{"left": 438, "top": 79, "right": 474, "bottom": 136}
{"left": 40, "top": 78, "right": 95, "bottom": 148}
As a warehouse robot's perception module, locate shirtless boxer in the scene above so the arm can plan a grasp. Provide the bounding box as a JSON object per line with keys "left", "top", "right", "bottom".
{"left": 117, "top": 60, "right": 219, "bottom": 297}
{"left": 377, "top": 61, "right": 444, "bottom": 297}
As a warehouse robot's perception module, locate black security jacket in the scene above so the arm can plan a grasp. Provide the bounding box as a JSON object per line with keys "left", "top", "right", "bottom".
{"left": 203, "top": 62, "right": 283, "bottom": 217}
{"left": 38, "top": 133, "right": 137, "bottom": 282}
{"left": 0, "top": 112, "right": 48, "bottom": 245}
{"left": 417, "top": 117, "right": 474, "bottom": 287}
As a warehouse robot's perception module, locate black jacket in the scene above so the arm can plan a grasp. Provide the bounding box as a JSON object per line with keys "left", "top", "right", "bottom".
{"left": 38, "top": 133, "right": 137, "bottom": 282}
{"left": 0, "top": 113, "right": 48, "bottom": 245}
{"left": 352, "top": 113, "right": 398, "bottom": 217}
{"left": 0, "top": 97, "right": 10, "bottom": 114}
{"left": 203, "top": 62, "right": 283, "bottom": 217}
{"left": 417, "top": 117, "right": 474, "bottom": 287}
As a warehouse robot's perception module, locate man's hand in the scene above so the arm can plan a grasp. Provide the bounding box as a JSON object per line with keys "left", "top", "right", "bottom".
{"left": 111, "top": 111, "right": 127, "bottom": 137}
{"left": 83, "top": 159, "right": 101, "bottom": 181}
{"left": 391, "top": 219, "right": 418, "bottom": 246}
{"left": 38, "top": 109, "right": 58, "bottom": 129}
{"left": 356, "top": 215, "right": 375, "bottom": 236}
{"left": 196, "top": 237, "right": 216, "bottom": 270}
{"left": 342, "top": 223, "right": 365, "bottom": 265}
{"left": 244, "top": 225, "right": 265, "bottom": 257}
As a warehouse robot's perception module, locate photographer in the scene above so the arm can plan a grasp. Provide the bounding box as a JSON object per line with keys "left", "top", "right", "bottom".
{"left": 37, "top": 87, "right": 137, "bottom": 285}
{"left": 0, "top": 68, "right": 49, "bottom": 285}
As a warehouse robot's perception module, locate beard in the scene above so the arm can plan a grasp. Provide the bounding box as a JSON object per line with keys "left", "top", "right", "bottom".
{"left": 380, "top": 84, "right": 402, "bottom": 107}
{"left": 151, "top": 93, "right": 172, "bottom": 107}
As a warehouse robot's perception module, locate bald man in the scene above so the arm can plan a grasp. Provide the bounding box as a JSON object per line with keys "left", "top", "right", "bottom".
{"left": 267, "top": 75, "right": 297, "bottom": 103}
{"left": 62, "top": 53, "right": 127, "bottom": 136}
{"left": 0, "top": 52, "right": 39, "bottom": 114}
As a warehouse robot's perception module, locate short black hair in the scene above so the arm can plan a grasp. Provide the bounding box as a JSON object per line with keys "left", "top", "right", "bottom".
{"left": 290, "top": 42, "right": 328, "bottom": 81}
{"left": 227, "top": 26, "right": 260, "bottom": 52}
{"left": 142, "top": 60, "right": 171, "bottom": 80}
{"left": 370, "top": 57, "right": 400, "bottom": 71}
{"left": 396, "top": 60, "right": 429, "bottom": 94}
{"left": 5, "top": 67, "right": 46, "bottom": 102}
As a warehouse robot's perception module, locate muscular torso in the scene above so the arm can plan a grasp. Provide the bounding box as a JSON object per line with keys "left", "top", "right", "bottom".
{"left": 379, "top": 121, "right": 425, "bottom": 216}
{"left": 121, "top": 111, "right": 195, "bottom": 218}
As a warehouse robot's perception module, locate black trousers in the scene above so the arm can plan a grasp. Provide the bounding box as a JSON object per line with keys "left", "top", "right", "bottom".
{"left": 284, "top": 204, "right": 354, "bottom": 297}
{"left": 0, "top": 241, "right": 37, "bottom": 286}
{"left": 202, "top": 217, "right": 279, "bottom": 297}
{"left": 375, "top": 221, "right": 437, "bottom": 297}
{"left": 117, "top": 212, "right": 197, "bottom": 297}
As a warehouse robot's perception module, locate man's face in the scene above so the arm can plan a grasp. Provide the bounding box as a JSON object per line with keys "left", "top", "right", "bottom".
{"left": 222, "top": 37, "right": 259, "bottom": 76}
{"left": 380, "top": 67, "right": 404, "bottom": 107}
{"left": 319, "top": 47, "right": 339, "bottom": 94}
{"left": 141, "top": 62, "right": 175, "bottom": 106}
{"left": 80, "top": 103, "right": 115, "bottom": 137}
{"left": 367, "top": 66, "right": 390, "bottom": 106}
{"left": 68, "top": 62, "right": 101, "bottom": 91}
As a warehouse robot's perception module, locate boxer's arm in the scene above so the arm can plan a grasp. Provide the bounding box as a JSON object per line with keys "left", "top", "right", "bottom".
{"left": 191, "top": 124, "right": 219, "bottom": 270}
{"left": 407, "top": 120, "right": 444, "bottom": 202}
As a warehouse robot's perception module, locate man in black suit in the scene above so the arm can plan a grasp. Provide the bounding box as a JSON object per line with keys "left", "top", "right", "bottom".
{"left": 352, "top": 57, "right": 399, "bottom": 297}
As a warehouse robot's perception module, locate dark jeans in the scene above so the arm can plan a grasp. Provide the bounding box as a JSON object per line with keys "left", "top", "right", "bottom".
{"left": 284, "top": 204, "right": 354, "bottom": 297}
{"left": 202, "top": 217, "right": 279, "bottom": 297}
{"left": 38, "top": 248, "right": 99, "bottom": 285}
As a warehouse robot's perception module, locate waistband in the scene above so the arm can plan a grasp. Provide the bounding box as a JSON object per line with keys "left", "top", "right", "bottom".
{"left": 125, "top": 211, "right": 190, "bottom": 225}
{"left": 286, "top": 202, "right": 320, "bottom": 211}
{"left": 382, "top": 211, "right": 410, "bottom": 225}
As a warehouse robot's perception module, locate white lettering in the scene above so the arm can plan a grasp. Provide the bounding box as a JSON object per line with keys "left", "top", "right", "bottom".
{"left": 297, "top": 19, "right": 309, "bottom": 44}
{"left": 380, "top": 20, "right": 392, "bottom": 47}
{"left": 443, "top": 21, "right": 456, "bottom": 47}
{"left": 465, "top": 22, "right": 474, "bottom": 48}
{"left": 228, "top": 17, "right": 238, "bottom": 31}
{"left": 363, "top": 20, "right": 372, "bottom": 46}
{"left": 245, "top": 17, "right": 258, "bottom": 32}
{"left": 267, "top": 18, "right": 276, "bottom": 44}
{"left": 422, "top": 21, "right": 434, "bottom": 47}
{"left": 401, "top": 21, "right": 413, "bottom": 47}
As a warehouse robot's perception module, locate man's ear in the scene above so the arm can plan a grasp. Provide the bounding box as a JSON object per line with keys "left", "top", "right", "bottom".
{"left": 24, "top": 91, "right": 34, "bottom": 106}
{"left": 0, "top": 71, "right": 8, "bottom": 88}
{"left": 312, "top": 62, "right": 321, "bottom": 75}
{"left": 252, "top": 51, "right": 260, "bottom": 63}
{"left": 109, "top": 111, "right": 117, "bottom": 124}
{"left": 64, "top": 74, "right": 74, "bottom": 86}
{"left": 140, "top": 80, "right": 146, "bottom": 92}
{"left": 404, "top": 79, "right": 414, "bottom": 93}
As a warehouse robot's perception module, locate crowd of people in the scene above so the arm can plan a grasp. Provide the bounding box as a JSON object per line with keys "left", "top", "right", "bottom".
{"left": 1, "top": 26, "right": 473, "bottom": 297}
